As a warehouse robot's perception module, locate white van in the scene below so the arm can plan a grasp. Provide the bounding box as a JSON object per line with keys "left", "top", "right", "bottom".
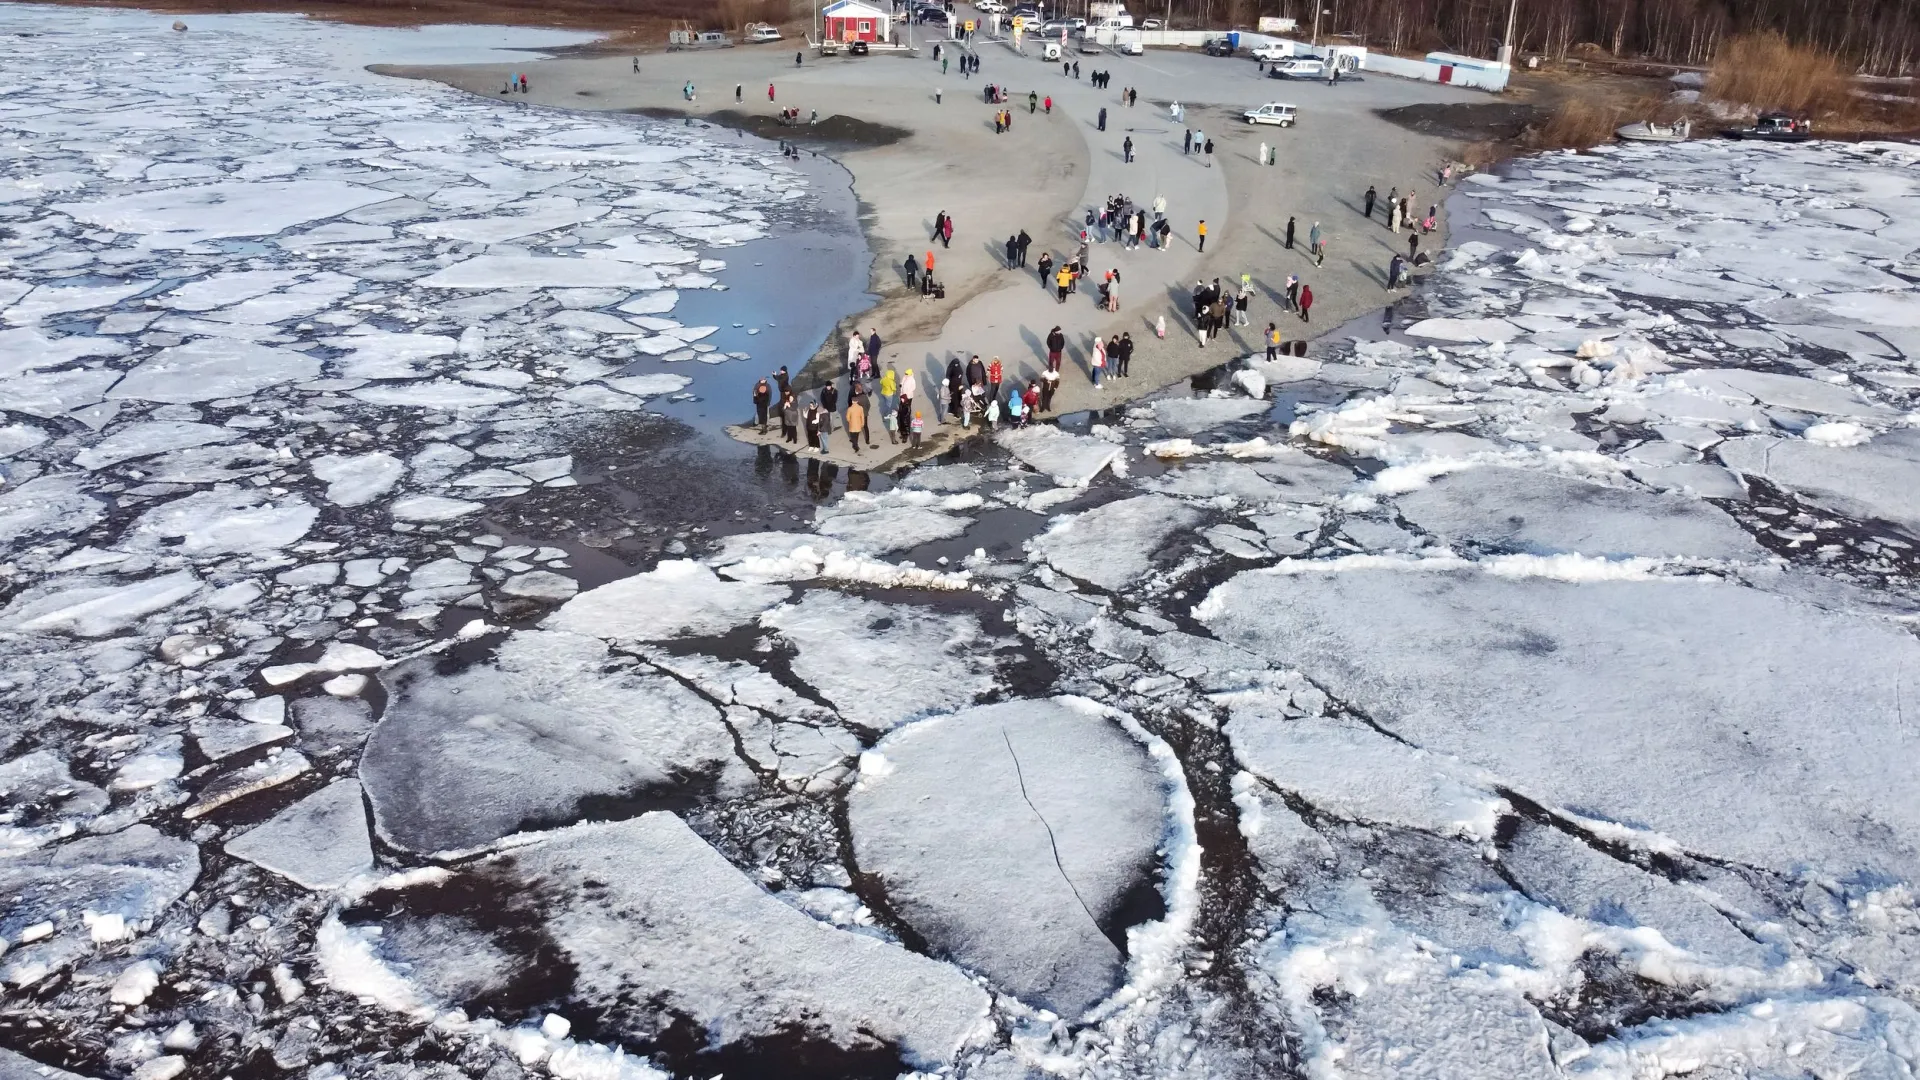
{"left": 1243, "top": 102, "right": 1297, "bottom": 126}
{"left": 1041, "top": 40, "right": 1062, "bottom": 61}
{"left": 1088, "top": 14, "right": 1133, "bottom": 31}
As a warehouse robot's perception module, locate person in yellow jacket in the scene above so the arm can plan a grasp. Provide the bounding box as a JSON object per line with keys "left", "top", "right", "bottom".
{"left": 1055, "top": 266, "right": 1072, "bottom": 304}
{"left": 878, "top": 365, "right": 899, "bottom": 443}
{"left": 1266, "top": 322, "right": 1283, "bottom": 361}
{"left": 1197, "top": 218, "right": 1208, "bottom": 252}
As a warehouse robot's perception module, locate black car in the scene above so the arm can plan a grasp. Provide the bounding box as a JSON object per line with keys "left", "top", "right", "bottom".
{"left": 849, "top": 40, "right": 870, "bottom": 54}
{"left": 1203, "top": 37, "right": 1235, "bottom": 56}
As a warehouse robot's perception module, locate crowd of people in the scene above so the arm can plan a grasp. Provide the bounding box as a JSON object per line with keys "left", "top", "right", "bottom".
{"left": 747, "top": 327, "right": 1074, "bottom": 458}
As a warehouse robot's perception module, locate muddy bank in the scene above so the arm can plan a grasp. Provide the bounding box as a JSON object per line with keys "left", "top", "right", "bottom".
{"left": 629, "top": 106, "right": 912, "bottom": 149}
{"left": 1377, "top": 101, "right": 1548, "bottom": 142}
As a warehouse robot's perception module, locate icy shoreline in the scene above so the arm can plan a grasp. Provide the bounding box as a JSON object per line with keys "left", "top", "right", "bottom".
{"left": 5, "top": 5, "right": 1920, "bottom": 1075}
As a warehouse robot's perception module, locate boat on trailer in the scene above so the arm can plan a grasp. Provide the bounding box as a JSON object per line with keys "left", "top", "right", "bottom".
{"left": 1616, "top": 118, "right": 1690, "bottom": 143}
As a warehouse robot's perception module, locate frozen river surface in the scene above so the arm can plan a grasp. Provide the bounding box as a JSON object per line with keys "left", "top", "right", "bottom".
{"left": 3, "top": 6, "right": 1920, "bottom": 1079}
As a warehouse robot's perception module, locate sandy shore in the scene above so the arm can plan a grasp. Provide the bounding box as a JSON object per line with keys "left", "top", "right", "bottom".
{"left": 387, "top": 30, "right": 1489, "bottom": 469}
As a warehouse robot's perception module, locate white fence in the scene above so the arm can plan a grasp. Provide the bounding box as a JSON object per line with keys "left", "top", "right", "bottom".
{"left": 1361, "top": 50, "right": 1509, "bottom": 91}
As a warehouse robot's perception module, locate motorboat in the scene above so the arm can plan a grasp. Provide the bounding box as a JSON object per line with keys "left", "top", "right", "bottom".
{"left": 1721, "top": 111, "right": 1811, "bottom": 141}
{"left": 1616, "top": 118, "right": 1690, "bottom": 143}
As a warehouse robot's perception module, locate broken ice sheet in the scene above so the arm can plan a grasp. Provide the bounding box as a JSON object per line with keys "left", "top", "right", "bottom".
{"left": 1198, "top": 567, "right": 1920, "bottom": 879}
{"left": 1029, "top": 494, "right": 1202, "bottom": 591}
{"left": 850, "top": 698, "right": 1169, "bottom": 1017}
{"left": 761, "top": 591, "right": 1002, "bottom": 733}
{"left": 361, "top": 630, "right": 749, "bottom": 854}
{"left": 328, "top": 814, "right": 991, "bottom": 1068}
{"left": 543, "top": 559, "right": 785, "bottom": 641}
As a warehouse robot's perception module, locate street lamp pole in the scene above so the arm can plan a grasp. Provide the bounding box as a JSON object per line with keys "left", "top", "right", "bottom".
{"left": 1499, "top": 0, "right": 1518, "bottom": 65}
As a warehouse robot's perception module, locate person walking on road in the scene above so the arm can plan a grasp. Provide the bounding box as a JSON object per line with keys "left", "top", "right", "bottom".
{"left": 735, "top": 83, "right": 743, "bottom": 102}
{"left": 940, "top": 214, "right": 953, "bottom": 248}
{"left": 1005, "top": 235, "right": 1018, "bottom": 268}
{"left": 1016, "top": 229, "right": 1032, "bottom": 266}
{"left": 1037, "top": 250, "right": 1053, "bottom": 285}
{"left": 1055, "top": 264, "right": 1072, "bottom": 303}
{"left": 1203, "top": 136, "right": 1214, "bottom": 166}
{"left": 932, "top": 211, "right": 947, "bottom": 244}
{"left": 1196, "top": 219, "right": 1207, "bottom": 252}
{"left": 1285, "top": 274, "right": 1300, "bottom": 311}
{"left": 1285, "top": 215, "right": 1296, "bottom": 250}
{"left": 1364, "top": 185, "right": 1378, "bottom": 219}
{"left": 1098, "top": 106, "right": 1107, "bottom": 131}
{"left": 905, "top": 253, "right": 919, "bottom": 289}
{"left": 1266, "top": 322, "right": 1282, "bottom": 361}
{"left": 1299, "top": 283, "right": 1314, "bottom": 322}
{"left": 1046, "top": 325, "right": 1065, "bottom": 371}
{"left": 1044, "top": 95, "right": 1052, "bottom": 113}
{"left": 1029, "top": 90, "right": 1037, "bottom": 113}
{"left": 768, "top": 83, "right": 776, "bottom": 101}
{"left": 1183, "top": 129, "right": 1192, "bottom": 155}
{"left": 866, "top": 327, "right": 883, "bottom": 367}
{"left": 1387, "top": 253, "right": 1406, "bottom": 290}
{"left": 1309, "top": 220, "right": 1322, "bottom": 259}
{"left": 1122, "top": 135, "right": 1133, "bottom": 163}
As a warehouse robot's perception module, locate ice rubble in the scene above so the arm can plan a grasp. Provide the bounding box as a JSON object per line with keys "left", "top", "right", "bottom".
{"left": 362, "top": 630, "right": 748, "bottom": 854}
{"left": 850, "top": 699, "right": 1169, "bottom": 1017}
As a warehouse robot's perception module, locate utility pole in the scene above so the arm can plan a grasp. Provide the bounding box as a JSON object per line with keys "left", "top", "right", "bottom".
{"left": 1499, "top": 0, "right": 1518, "bottom": 65}
{"left": 1310, "top": 3, "right": 1319, "bottom": 44}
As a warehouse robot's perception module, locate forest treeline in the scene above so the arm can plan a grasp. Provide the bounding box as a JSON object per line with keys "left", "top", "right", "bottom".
{"left": 1166, "top": 0, "right": 1920, "bottom": 73}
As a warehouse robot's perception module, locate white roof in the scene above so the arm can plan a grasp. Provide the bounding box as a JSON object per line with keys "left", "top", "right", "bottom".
{"left": 823, "top": 0, "right": 890, "bottom": 16}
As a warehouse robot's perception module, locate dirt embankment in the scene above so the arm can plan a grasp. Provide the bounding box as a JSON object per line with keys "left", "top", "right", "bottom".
{"left": 626, "top": 108, "right": 911, "bottom": 148}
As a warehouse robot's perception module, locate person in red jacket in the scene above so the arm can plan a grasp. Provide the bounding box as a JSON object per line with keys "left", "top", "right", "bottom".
{"left": 1299, "top": 283, "right": 1315, "bottom": 323}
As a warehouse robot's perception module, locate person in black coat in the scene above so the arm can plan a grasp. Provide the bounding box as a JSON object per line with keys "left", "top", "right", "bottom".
{"left": 1363, "top": 185, "right": 1377, "bottom": 219}
{"left": 1005, "top": 235, "right": 1019, "bottom": 268}
{"left": 819, "top": 381, "right": 838, "bottom": 434}
{"left": 774, "top": 365, "right": 791, "bottom": 399}
{"left": 1016, "top": 229, "right": 1032, "bottom": 266}
{"left": 752, "top": 378, "right": 771, "bottom": 432}
{"left": 1285, "top": 215, "right": 1296, "bottom": 249}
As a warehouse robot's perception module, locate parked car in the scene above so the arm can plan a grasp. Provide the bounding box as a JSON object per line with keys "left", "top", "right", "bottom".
{"left": 849, "top": 40, "right": 870, "bottom": 54}
{"left": 1203, "top": 36, "right": 1234, "bottom": 56}
{"left": 1139, "top": 16, "right": 1162, "bottom": 28}
{"left": 1041, "top": 40, "right": 1062, "bottom": 60}
{"left": 1011, "top": 5, "right": 1041, "bottom": 20}
{"left": 1250, "top": 43, "right": 1291, "bottom": 62}
{"left": 1267, "top": 57, "right": 1324, "bottom": 78}
{"left": 1118, "top": 38, "right": 1143, "bottom": 54}
{"left": 1243, "top": 102, "right": 1297, "bottom": 126}
{"left": 1078, "top": 37, "right": 1101, "bottom": 53}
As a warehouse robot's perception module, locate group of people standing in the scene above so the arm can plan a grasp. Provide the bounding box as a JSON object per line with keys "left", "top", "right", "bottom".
{"left": 942, "top": 353, "right": 1059, "bottom": 428}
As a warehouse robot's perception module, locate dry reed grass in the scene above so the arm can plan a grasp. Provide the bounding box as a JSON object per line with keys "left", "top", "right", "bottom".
{"left": 1524, "top": 93, "right": 1675, "bottom": 150}
{"left": 1706, "top": 32, "right": 1855, "bottom": 118}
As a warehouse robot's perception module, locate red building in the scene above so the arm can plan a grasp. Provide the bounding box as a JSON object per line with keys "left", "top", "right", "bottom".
{"left": 823, "top": 0, "right": 892, "bottom": 42}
